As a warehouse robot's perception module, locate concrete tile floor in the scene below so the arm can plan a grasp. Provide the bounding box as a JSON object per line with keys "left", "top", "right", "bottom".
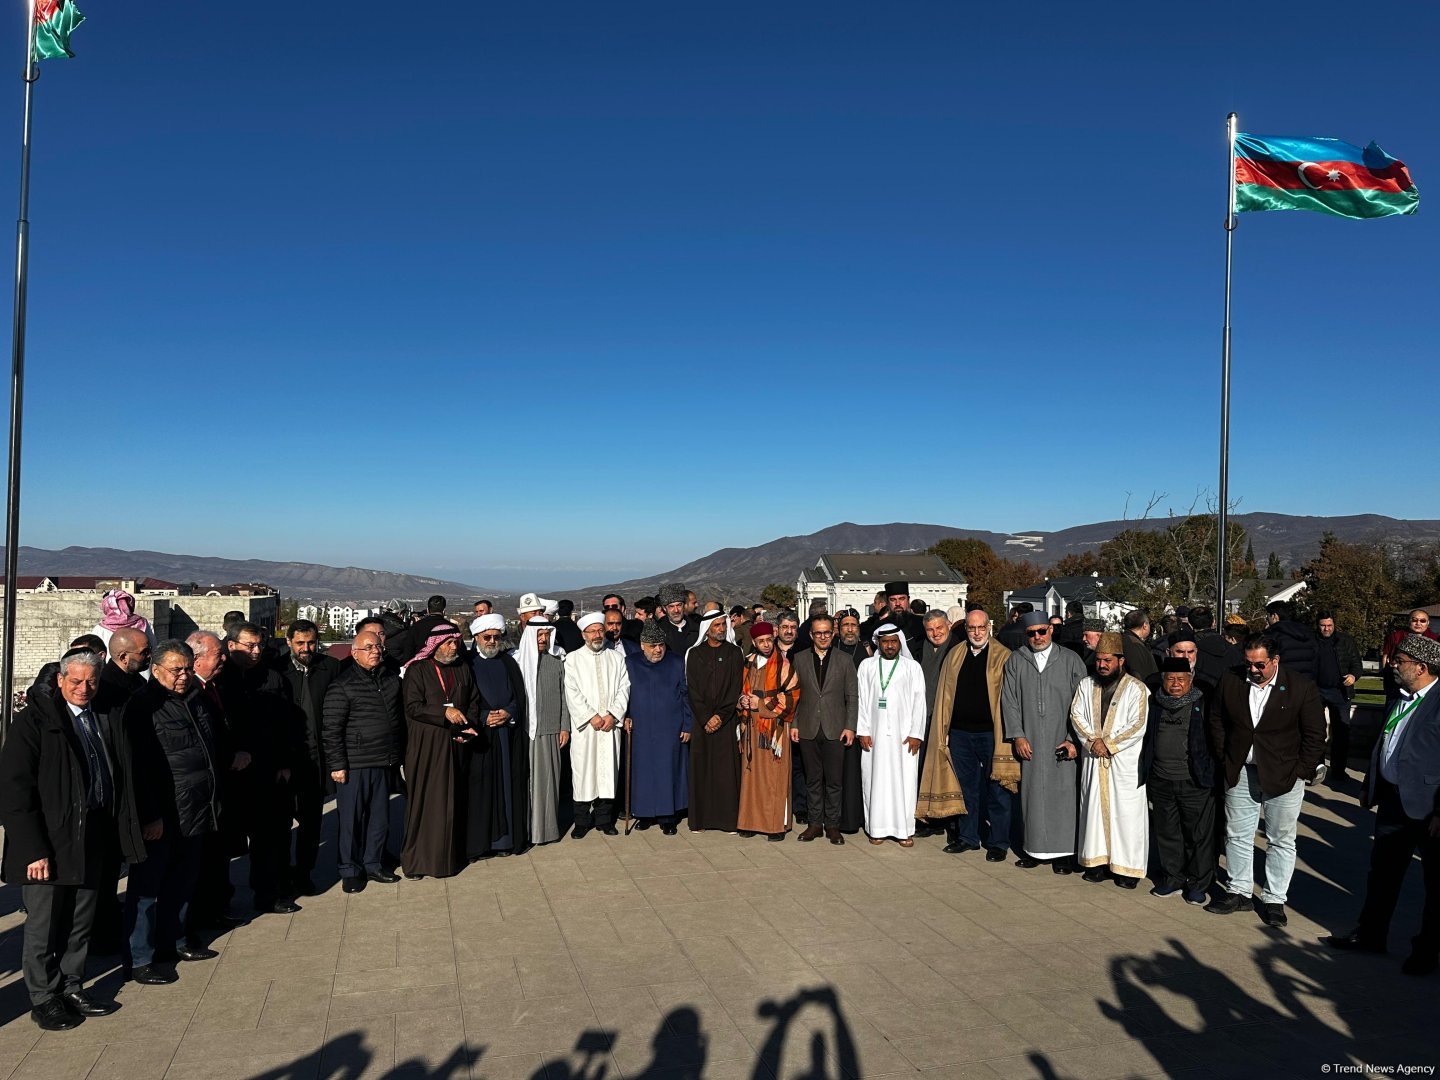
{"left": 0, "top": 779, "right": 1432, "bottom": 1079}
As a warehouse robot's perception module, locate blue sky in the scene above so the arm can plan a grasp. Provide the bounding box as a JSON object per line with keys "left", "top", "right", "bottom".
{"left": 4, "top": 2, "right": 1436, "bottom": 590}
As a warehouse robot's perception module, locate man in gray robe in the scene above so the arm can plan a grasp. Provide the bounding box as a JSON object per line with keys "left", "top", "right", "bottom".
{"left": 1001, "top": 611, "right": 1087, "bottom": 874}
{"left": 515, "top": 619, "right": 569, "bottom": 845}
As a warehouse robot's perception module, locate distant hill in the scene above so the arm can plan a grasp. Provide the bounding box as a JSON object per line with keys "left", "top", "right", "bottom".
{"left": 577, "top": 513, "right": 1440, "bottom": 603}
{"left": 2, "top": 545, "right": 492, "bottom": 602}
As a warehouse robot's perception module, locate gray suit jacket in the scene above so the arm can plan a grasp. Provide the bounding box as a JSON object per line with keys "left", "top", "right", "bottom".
{"left": 1367, "top": 685, "right": 1440, "bottom": 821}
{"left": 792, "top": 647, "right": 858, "bottom": 741}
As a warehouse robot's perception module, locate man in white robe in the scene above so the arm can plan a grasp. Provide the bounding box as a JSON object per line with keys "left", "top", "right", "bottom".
{"left": 1070, "top": 633, "right": 1150, "bottom": 887}
{"left": 857, "top": 624, "right": 928, "bottom": 846}
{"left": 563, "top": 613, "right": 630, "bottom": 839}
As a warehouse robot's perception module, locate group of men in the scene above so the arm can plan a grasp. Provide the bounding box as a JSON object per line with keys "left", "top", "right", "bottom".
{"left": 0, "top": 615, "right": 336, "bottom": 1030}
{"left": 3, "top": 584, "right": 1437, "bottom": 1035}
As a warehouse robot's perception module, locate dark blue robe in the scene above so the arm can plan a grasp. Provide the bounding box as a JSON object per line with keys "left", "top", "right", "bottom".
{"left": 625, "top": 651, "right": 693, "bottom": 818}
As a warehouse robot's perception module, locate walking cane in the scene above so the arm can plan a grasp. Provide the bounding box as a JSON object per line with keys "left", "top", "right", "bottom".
{"left": 623, "top": 717, "right": 635, "bottom": 835}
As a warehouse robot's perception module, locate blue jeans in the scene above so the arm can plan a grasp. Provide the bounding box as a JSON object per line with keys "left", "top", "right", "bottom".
{"left": 124, "top": 831, "right": 204, "bottom": 968}
{"left": 1223, "top": 765, "right": 1305, "bottom": 904}
{"left": 946, "top": 728, "right": 1013, "bottom": 853}
{"left": 336, "top": 767, "right": 391, "bottom": 878}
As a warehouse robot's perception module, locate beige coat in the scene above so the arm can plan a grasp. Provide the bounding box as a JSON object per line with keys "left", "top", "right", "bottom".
{"left": 916, "top": 638, "right": 1017, "bottom": 820}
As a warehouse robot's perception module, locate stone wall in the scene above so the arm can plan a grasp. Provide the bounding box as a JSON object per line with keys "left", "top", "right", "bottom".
{"left": 6, "top": 592, "right": 277, "bottom": 688}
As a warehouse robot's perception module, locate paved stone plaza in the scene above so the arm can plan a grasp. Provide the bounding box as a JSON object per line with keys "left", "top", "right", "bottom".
{"left": 0, "top": 781, "right": 1432, "bottom": 1080}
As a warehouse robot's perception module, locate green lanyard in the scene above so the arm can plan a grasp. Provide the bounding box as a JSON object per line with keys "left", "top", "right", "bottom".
{"left": 1384, "top": 693, "right": 1425, "bottom": 735}
{"left": 878, "top": 657, "right": 899, "bottom": 698}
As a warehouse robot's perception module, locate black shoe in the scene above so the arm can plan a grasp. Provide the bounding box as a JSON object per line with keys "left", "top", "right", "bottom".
{"left": 1015, "top": 856, "right": 1040, "bottom": 869}
{"left": 826, "top": 828, "right": 845, "bottom": 845}
{"left": 913, "top": 823, "right": 942, "bottom": 838}
{"left": 1183, "top": 887, "right": 1209, "bottom": 906}
{"left": 634, "top": 819, "right": 654, "bottom": 831}
{"left": 600, "top": 825, "right": 619, "bottom": 836}
{"left": 1257, "top": 902, "right": 1287, "bottom": 927}
{"left": 1323, "top": 930, "right": 1386, "bottom": 954}
{"left": 404, "top": 871, "right": 426, "bottom": 880}
{"left": 31, "top": 998, "right": 82, "bottom": 1030}
{"left": 985, "top": 848, "right": 1007, "bottom": 862}
{"left": 1114, "top": 876, "right": 1139, "bottom": 890}
{"left": 367, "top": 870, "right": 400, "bottom": 884}
{"left": 768, "top": 833, "right": 785, "bottom": 842}
{"left": 175, "top": 944, "right": 218, "bottom": 962}
{"left": 208, "top": 913, "right": 247, "bottom": 932}
{"left": 1204, "top": 892, "right": 1253, "bottom": 915}
{"left": 255, "top": 899, "right": 302, "bottom": 915}
{"left": 797, "top": 824, "right": 823, "bottom": 842}
{"left": 1052, "top": 860, "right": 1074, "bottom": 876}
{"left": 1150, "top": 881, "right": 1183, "bottom": 898}
{"left": 1082, "top": 867, "right": 1108, "bottom": 883}
{"left": 341, "top": 876, "right": 367, "bottom": 894}
{"left": 61, "top": 990, "right": 117, "bottom": 1016}
{"left": 738, "top": 830, "right": 756, "bottom": 838}
{"left": 130, "top": 964, "right": 177, "bottom": 985}
{"left": 1401, "top": 952, "right": 1438, "bottom": 976}
{"left": 571, "top": 825, "right": 591, "bottom": 840}
{"left": 661, "top": 824, "right": 678, "bottom": 835}
{"left": 943, "top": 840, "right": 980, "bottom": 854}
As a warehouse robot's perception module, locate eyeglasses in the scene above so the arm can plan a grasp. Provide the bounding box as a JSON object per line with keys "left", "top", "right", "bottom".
{"left": 354, "top": 645, "right": 384, "bottom": 653}
{"left": 811, "top": 629, "right": 834, "bottom": 637}
{"left": 1393, "top": 657, "right": 1419, "bottom": 668}
{"left": 1026, "top": 629, "right": 1050, "bottom": 638}
{"left": 1244, "top": 659, "right": 1274, "bottom": 669}
{"left": 158, "top": 665, "right": 194, "bottom": 677}
{"left": 478, "top": 633, "right": 502, "bottom": 643}
{"left": 603, "top": 605, "right": 621, "bottom": 612}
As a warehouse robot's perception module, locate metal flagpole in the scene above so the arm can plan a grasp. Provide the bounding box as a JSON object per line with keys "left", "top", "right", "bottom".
{"left": 2, "top": 0, "right": 40, "bottom": 734}
{"left": 1216, "top": 112, "right": 1238, "bottom": 613}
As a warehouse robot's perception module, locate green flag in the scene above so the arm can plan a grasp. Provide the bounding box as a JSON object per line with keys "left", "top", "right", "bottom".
{"left": 33, "top": 0, "right": 85, "bottom": 61}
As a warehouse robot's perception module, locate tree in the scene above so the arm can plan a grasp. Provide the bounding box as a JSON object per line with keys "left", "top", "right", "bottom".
{"left": 1265, "top": 552, "right": 1282, "bottom": 579}
{"left": 1049, "top": 550, "right": 1105, "bottom": 578}
{"left": 1098, "top": 494, "right": 1249, "bottom": 611}
{"left": 1301, "top": 533, "right": 1403, "bottom": 654}
{"left": 928, "top": 538, "right": 1042, "bottom": 615}
{"left": 760, "top": 583, "right": 797, "bottom": 611}
{"left": 1245, "top": 538, "right": 1256, "bottom": 569}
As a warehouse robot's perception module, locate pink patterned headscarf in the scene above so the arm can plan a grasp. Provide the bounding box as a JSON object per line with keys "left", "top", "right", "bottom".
{"left": 99, "top": 589, "right": 150, "bottom": 633}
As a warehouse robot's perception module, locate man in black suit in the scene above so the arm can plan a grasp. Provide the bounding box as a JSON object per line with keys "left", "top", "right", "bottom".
{"left": 1325, "top": 634, "right": 1440, "bottom": 976}
{"left": 272, "top": 619, "right": 339, "bottom": 896}
{"left": 1204, "top": 633, "right": 1325, "bottom": 928}
{"left": 792, "top": 615, "right": 858, "bottom": 845}
{"left": 0, "top": 649, "right": 142, "bottom": 1029}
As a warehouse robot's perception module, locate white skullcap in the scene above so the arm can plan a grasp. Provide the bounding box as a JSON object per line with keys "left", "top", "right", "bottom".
{"left": 470, "top": 614, "right": 506, "bottom": 635}
{"left": 542, "top": 598, "right": 559, "bottom": 616}
{"left": 577, "top": 612, "right": 604, "bottom": 631}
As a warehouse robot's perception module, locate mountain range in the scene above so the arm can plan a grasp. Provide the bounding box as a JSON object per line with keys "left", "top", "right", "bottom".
{"left": 579, "top": 513, "right": 1440, "bottom": 602}
{"left": 9, "top": 512, "right": 1437, "bottom": 605}
{"left": 3, "top": 545, "right": 489, "bottom": 602}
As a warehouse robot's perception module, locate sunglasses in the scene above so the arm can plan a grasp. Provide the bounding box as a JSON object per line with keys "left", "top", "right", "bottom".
{"left": 1026, "top": 628, "right": 1051, "bottom": 638}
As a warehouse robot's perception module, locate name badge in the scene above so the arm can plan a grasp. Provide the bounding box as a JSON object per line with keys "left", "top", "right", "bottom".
{"left": 878, "top": 697, "right": 887, "bottom": 710}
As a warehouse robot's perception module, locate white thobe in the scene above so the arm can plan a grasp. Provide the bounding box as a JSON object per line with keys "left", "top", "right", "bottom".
{"left": 564, "top": 646, "right": 631, "bottom": 802}
{"left": 856, "top": 654, "right": 928, "bottom": 840}
{"left": 1070, "top": 673, "right": 1150, "bottom": 877}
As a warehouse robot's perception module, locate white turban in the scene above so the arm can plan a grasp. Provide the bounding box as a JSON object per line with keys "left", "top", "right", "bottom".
{"left": 871, "top": 622, "right": 914, "bottom": 660}
{"left": 576, "top": 612, "right": 604, "bottom": 631}
{"left": 470, "top": 614, "right": 505, "bottom": 636}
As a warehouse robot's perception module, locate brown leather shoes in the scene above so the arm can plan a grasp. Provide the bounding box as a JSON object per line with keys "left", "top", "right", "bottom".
{"left": 825, "top": 828, "right": 844, "bottom": 845}
{"left": 797, "top": 824, "right": 824, "bottom": 842}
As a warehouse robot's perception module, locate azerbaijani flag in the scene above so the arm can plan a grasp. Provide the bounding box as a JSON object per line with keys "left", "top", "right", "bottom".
{"left": 1235, "top": 133, "right": 1419, "bottom": 220}
{"left": 33, "top": 0, "right": 85, "bottom": 61}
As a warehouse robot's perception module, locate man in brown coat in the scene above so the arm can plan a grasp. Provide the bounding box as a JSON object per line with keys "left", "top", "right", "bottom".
{"left": 919, "top": 608, "right": 1019, "bottom": 861}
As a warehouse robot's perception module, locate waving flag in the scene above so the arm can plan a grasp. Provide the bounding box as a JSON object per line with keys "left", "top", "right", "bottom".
{"left": 1235, "top": 133, "right": 1419, "bottom": 220}
{"left": 33, "top": 0, "right": 85, "bottom": 61}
